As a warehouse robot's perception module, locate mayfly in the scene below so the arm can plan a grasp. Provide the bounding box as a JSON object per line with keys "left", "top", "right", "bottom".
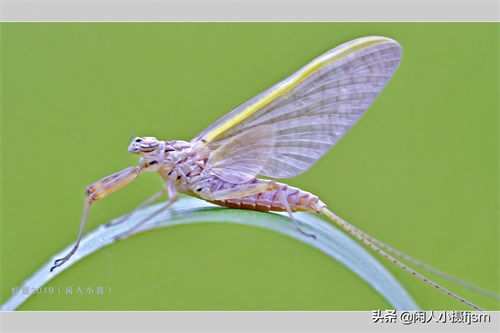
{"left": 51, "top": 36, "right": 490, "bottom": 310}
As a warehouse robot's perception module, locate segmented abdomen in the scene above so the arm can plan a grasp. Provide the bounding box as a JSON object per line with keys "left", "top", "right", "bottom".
{"left": 209, "top": 179, "right": 325, "bottom": 213}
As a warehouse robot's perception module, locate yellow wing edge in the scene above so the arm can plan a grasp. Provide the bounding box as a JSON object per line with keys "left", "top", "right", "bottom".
{"left": 199, "top": 36, "right": 397, "bottom": 145}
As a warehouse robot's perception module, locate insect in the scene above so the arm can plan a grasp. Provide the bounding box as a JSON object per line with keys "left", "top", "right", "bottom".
{"left": 50, "top": 36, "right": 490, "bottom": 310}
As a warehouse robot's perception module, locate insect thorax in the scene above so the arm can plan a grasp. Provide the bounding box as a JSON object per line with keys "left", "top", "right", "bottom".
{"left": 157, "top": 140, "right": 208, "bottom": 182}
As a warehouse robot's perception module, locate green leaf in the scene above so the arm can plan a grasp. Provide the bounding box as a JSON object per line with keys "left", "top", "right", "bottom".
{"left": 1, "top": 197, "right": 418, "bottom": 310}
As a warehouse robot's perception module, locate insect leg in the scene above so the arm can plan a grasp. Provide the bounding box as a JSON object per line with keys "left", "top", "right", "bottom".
{"left": 273, "top": 182, "right": 316, "bottom": 239}
{"left": 51, "top": 167, "right": 141, "bottom": 272}
{"left": 209, "top": 181, "right": 316, "bottom": 239}
{"left": 105, "top": 187, "right": 167, "bottom": 228}
{"left": 210, "top": 181, "right": 276, "bottom": 201}
{"left": 112, "top": 181, "right": 178, "bottom": 241}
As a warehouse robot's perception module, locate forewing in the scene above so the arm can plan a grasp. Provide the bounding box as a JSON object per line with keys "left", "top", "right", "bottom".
{"left": 207, "top": 125, "right": 276, "bottom": 184}
{"left": 192, "top": 36, "right": 402, "bottom": 178}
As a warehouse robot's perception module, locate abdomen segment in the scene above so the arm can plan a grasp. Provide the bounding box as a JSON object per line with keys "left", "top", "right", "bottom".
{"left": 208, "top": 179, "right": 325, "bottom": 213}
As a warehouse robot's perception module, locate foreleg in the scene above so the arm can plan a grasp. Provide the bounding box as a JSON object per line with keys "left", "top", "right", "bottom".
{"left": 51, "top": 167, "right": 141, "bottom": 271}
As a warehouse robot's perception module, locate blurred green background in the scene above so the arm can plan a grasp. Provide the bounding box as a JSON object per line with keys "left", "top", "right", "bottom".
{"left": 1, "top": 23, "right": 498, "bottom": 310}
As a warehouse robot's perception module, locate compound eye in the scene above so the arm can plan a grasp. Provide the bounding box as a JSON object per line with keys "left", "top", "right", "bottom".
{"left": 139, "top": 137, "right": 159, "bottom": 152}
{"left": 128, "top": 136, "right": 159, "bottom": 154}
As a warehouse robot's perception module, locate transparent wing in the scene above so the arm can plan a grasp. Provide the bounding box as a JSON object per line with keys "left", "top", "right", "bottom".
{"left": 192, "top": 36, "right": 402, "bottom": 178}
{"left": 207, "top": 125, "right": 276, "bottom": 184}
